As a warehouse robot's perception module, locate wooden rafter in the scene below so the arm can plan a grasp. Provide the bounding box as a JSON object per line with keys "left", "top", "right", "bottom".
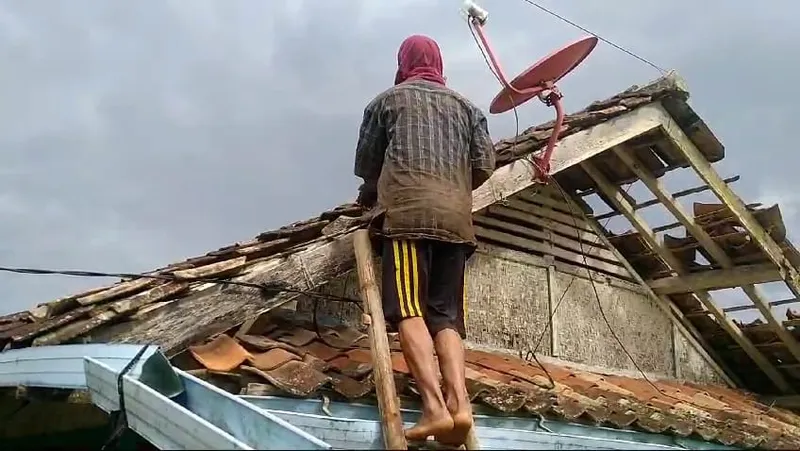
{"left": 655, "top": 103, "right": 800, "bottom": 306}
{"left": 614, "top": 144, "right": 800, "bottom": 365}
{"left": 646, "top": 264, "right": 781, "bottom": 294}
{"left": 590, "top": 175, "right": 741, "bottom": 222}
{"left": 579, "top": 160, "right": 792, "bottom": 393}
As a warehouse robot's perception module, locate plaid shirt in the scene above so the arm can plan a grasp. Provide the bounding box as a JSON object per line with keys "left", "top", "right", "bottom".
{"left": 354, "top": 80, "right": 495, "bottom": 245}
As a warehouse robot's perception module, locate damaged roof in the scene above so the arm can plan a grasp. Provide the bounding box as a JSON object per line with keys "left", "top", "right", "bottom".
{"left": 0, "top": 73, "right": 714, "bottom": 352}
{"left": 179, "top": 309, "right": 800, "bottom": 450}
{"left": 2, "top": 71, "right": 797, "bottom": 448}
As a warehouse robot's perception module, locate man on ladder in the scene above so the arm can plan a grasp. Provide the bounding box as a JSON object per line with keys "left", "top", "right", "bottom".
{"left": 353, "top": 34, "right": 496, "bottom": 446}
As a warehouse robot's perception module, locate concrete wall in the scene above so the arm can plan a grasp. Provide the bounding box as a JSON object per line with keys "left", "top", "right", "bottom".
{"left": 296, "top": 244, "right": 726, "bottom": 385}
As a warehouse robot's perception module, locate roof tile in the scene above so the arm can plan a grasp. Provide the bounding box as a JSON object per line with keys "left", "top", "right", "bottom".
{"left": 188, "top": 334, "right": 252, "bottom": 372}
{"left": 242, "top": 360, "right": 330, "bottom": 397}
{"left": 276, "top": 327, "right": 317, "bottom": 347}
{"left": 301, "top": 340, "right": 346, "bottom": 362}
{"left": 249, "top": 348, "right": 299, "bottom": 371}
{"left": 178, "top": 317, "right": 800, "bottom": 449}
{"left": 330, "top": 372, "right": 374, "bottom": 400}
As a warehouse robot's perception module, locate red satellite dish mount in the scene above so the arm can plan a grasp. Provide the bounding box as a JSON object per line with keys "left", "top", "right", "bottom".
{"left": 464, "top": 1, "right": 598, "bottom": 180}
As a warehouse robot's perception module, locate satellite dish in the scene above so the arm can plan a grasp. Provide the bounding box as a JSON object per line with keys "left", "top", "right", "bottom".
{"left": 463, "top": 0, "right": 598, "bottom": 178}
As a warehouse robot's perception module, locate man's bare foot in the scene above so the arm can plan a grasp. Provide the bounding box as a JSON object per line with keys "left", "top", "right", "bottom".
{"left": 405, "top": 410, "right": 455, "bottom": 442}
{"left": 434, "top": 398, "right": 473, "bottom": 446}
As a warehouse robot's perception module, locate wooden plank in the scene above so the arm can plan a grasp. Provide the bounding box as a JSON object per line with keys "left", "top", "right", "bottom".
{"left": 352, "top": 230, "right": 407, "bottom": 450}
{"left": 172, "top": 257, "right": 248, "bottom": 279}
{"left": 558, "top": 185, "right": 739, "bottom": 388}
{"left": 517, "top": 189, "right": 575, "bottom": 215}
{"left": 655, "top": 103, "right": 800, "bottom": 307}
{"left": 475, "top": 226, "right": 632, "bottom": 279}
{"left": 471, "top": 105, "right": 664, "bottom": 212}
{"left": 486, "top": 205, "right": 606, "bottom": 250}
{"left": 474, "top": 215, "right": 620, "bottom": 263}
{"left": 591, "top": 175, "right": 741, "bottom": 221}
{"left": 504, "top": 199, "right": 594, "bottom": 232}
{"left": 76, "top": 278, "right": 157, "bottom": 306}
{"left": 614, "top": 145, "right": 800, "bottom": 364}
{"left": 647, "top": 264, "right": 780, "bottom": 294}
{"left": 104, "top": 229, "right": 361, "bottom": 355}
{"left": 724, "top": 297, "right": 799, "bottom": 313}
{"left": 581, "top": 160, "right": 789, "bottom": 392}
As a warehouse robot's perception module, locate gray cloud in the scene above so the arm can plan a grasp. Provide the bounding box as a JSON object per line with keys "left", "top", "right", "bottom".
{"left": 1, "top": 0, "right": 798, "bottom": 322}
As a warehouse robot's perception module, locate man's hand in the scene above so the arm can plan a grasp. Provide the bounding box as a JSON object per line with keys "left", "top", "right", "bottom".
{"left": 356, "top": 183, "right": 378, "bottom": 209}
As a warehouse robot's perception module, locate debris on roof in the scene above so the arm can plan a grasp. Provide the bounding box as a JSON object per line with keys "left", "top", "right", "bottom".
{"left": 177, "top": 310, "right": 800, "bottom": 450}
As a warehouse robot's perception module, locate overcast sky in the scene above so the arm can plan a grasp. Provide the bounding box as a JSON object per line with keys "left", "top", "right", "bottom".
{"left": 1, "top": 0, "right": 797, "bottom": 322}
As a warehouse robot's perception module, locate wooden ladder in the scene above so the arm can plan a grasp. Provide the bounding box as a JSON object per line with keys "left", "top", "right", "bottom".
{"left": 353, "top": 230, "right": 479, "bottom": 451}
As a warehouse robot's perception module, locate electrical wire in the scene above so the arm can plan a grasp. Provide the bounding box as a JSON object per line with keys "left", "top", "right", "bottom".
{"left": 0, "top": 264, "right": 364, "bottom": 353}
{"left": 0, "top": 265, "right": 364, "bottom": 308}
{"left": 516, "top": 0, "right": 667, "bottom": 75}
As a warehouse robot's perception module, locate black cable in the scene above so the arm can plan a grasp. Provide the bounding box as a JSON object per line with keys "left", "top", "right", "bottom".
{"left": 516, "top": 0, "right": 667, "bottom": 75}
{"left": 101, "top": 343, "right": 152, "bottom": 450}
{"left": 0, "top": 263, "right": 366, "bottom": 351}
{"left": 0, "top": 265, "right": 364, "bottom": 308}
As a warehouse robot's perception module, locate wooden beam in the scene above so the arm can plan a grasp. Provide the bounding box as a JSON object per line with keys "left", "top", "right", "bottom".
{"left": 647, "top": 264, "right": 780, "bottom": 294}
{"left": 471, "top": 105, "right": 664, "bottom": 211}
{"left": 591, "top": 175, "right": 740, "bottom": 221}
{"left": 503, "top": 199, "right": 594, "bottom": 232}
{"left": 614, "top": 144, "right": 800, "bottom": 364}
{"left": 655, "top": 103, "right": 800, "bottom": 309}
{"left": 724, "top": 297, "right": 799, "bottom": 314}
{"left": 353, "top": 230, "right": 407, "bottom": 450}
{"left": 580, "top": 160, "right": 790, "bottom": 392}
{"left": 486, "top": 205, "right": 604, "bottom": 248}
{"left": 557, "top": 181, "right": 739, "bottom": 388}
{"left": 474, "top": 226, "right": 632, "bottom": 279}
{"left": 473, "top": 215, "right": 619, "bottom": 263}
{"left": 651, "top": 203, "right": 763, "bottom": 234}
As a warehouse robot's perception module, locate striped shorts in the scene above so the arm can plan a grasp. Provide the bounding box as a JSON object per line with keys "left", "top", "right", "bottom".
{"left": 380, "top": 238, "right": 470, "bottom": 338}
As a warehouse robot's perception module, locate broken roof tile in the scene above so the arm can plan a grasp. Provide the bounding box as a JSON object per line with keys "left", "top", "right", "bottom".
{"left": 189, "top": 335, "right": 252, "bottom": 372}
{"left": 241, "top": 359, "right": 330, "bottom": 398}
{"left": 301, "top": 340, "right": 347, "bottom": 362}
{"left": 276, "top": 327, "right": 318, "bottom": 347}
{"left": 330, "top": 372, "right": 374, "bottom": 400}
{"left": 329, "top": 355, "right": 373, "bottom": 379}
{"left": 302, "top": 352, "right": 331, "bottom": 373}
{"left": 249, "top": 348, "right": 300, "bottom": 371}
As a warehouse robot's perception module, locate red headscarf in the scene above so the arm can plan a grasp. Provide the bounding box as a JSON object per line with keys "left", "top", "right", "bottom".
{"left": 394, "top": 35, "right": 446, "bottom": 86}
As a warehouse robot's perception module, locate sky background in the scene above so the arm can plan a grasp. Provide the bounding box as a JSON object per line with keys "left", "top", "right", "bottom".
{"left": 0, "top": 0, "right": 797, "bottom": 323}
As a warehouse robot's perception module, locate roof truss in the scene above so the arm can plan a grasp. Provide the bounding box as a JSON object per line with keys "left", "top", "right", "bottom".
{"left": 575, "top": 102, "right": 800, "bottom": 394}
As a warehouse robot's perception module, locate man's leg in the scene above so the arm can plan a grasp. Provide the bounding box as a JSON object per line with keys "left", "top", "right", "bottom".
{"left": 426, "top": 242, "right": 473, "bottom": 445}
{"left": 382, "top": 238, "right": 453, "bottom": 441}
